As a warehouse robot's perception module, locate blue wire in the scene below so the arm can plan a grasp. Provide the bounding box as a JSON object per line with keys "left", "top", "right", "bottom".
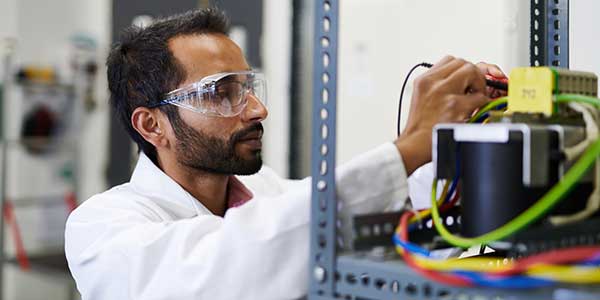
{"left": 474, "top": 112, "right": 489, "bottom": 123}
{"left": 473, "top": 103, "right": 507, "bottom": 123}
{"left": 408, "top": 223, "right": 420, "bottom": 231}
{"left": 393, "top": 234, "right": 431, "bottom": 257}
{"left": 395, "top": 221, "right": 559, "bottom": 289}
{"left": 452, "top": 271, "right": 554, "bottom": 289}
{"left": 394, "top": 233, "right": 556, "bottom": 289}
{"left": 408, "top": 176, "right": 457, "bottom": 232}
{"left": 408, "top": 146, "right": 460, "bottom": 232}
{"left": 408, "top": 224, "right": 417, "bottom": 231}
{"left": 446, "top": 177, "right": 458, "bottom": 203}
{"left": 580, "top": 253, "right": 600, "bottom": 266}
{"left": 445, "top": 144, "right": 460, "bottom": 206}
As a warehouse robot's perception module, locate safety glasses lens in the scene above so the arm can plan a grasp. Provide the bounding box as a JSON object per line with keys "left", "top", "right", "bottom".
{"left": 166, "top": 72, "right": 266, "bottom": 117}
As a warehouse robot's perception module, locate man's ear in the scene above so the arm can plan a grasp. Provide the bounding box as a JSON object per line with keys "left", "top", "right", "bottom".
{"left": 131, "top": 107, "right": 170, "bottom": 148}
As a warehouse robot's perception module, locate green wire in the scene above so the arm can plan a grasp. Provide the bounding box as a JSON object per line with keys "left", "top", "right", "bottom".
{"left": 556, "top": 94, "right": 600, "bottom": 107}
{"left": 431, "top": 137, "right": 600, "bottom": 248}
{"left": 431, "top": 94, "right": 600, "bottom": 248}
{"left": 468, "top": 97, "right": 508, "bottom": 123}
{"left": 468, "top": 94, "right": 600, "bottom": 124}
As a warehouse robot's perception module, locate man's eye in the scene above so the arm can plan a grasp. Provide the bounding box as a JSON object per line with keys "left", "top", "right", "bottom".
{"left": 220, "top": 86, "right": 241, "bottom": 98}
{"left": 216, "top": 89, "right": 231, "bottom": 99}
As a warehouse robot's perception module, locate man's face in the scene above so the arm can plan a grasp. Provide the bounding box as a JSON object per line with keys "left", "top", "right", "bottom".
{"left": 166, "top": 33, "right": 268, "bottom": 175}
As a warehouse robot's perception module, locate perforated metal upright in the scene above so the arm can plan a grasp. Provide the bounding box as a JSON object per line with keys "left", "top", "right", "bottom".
{"left": 308, "top": 1, "right": 600, "bottom": 299}
{"left": 530, "top": 0, "right": 569, "bottom": 67}
{"left": 309, "top": 0, "right": 339, "bottom": 298}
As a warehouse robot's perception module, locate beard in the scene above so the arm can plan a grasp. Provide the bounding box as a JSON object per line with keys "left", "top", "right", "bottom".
{"left": 169, "top": 114, "right": 264, "bottom": 175}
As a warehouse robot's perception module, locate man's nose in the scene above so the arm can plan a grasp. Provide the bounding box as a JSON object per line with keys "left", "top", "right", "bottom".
{"left": 241, "top": 94, "right": 268, "bottom": 122}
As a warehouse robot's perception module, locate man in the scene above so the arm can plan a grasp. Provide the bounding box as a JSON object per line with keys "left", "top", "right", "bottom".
{"left": 65, "top": 8, "right": 505, "bottom": 299}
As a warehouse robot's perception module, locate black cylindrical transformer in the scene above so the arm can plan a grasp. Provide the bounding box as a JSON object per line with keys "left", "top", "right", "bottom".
{"left": 458, "top": 131, "right": 592, "bottom": 237}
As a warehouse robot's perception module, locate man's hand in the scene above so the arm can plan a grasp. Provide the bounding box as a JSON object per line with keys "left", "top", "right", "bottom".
{"left": 476, "top": 62, "right": 508, "bottom": 99}
{"left": 395, "top": 56, "right": 492, "bottom": 175}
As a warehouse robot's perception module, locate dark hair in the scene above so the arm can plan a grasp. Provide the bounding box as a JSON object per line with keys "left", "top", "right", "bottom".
{"left": 107, "top": 8, "right": 230, "bottom": 163}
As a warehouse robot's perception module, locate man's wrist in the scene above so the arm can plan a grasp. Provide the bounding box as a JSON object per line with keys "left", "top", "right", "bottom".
{"left": 394, "top": 130, "right": 431, "bottom": 176}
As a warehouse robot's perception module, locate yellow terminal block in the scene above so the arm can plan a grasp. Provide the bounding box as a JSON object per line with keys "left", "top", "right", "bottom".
{"left": 508, "top": 67, "right": 556, "bottom": 116}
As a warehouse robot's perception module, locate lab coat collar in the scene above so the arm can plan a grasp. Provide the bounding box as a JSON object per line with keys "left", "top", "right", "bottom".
{"left": 130, "top": 153, "right": 212, "bottom": 217}
{"left": 130, "top": 153, "right": 254, "bottom": 217}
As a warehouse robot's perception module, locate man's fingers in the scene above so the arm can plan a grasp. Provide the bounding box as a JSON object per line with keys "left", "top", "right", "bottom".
{"left": 429, "top": 55, "right": 455, "bottom": 70}
{"left": 427, "top": 56, "right": 467, "bottom": 80}
{"left": 476, "top": 62, "right": 507, "bottom": 79}
{"left": 445, "top": 62, "right": 486, "bottom": 94}
{"left": 487, "top": 86, "right": 507, "bottom": 98}
{"left": 458, "top": 93, "right": 490, "bottom": 119}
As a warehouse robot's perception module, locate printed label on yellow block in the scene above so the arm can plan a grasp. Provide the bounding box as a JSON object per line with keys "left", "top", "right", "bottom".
{"left": 508, "top": 67, "right": 555, "bottom": 116}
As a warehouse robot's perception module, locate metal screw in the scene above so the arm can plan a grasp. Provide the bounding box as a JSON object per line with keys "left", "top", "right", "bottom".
{"left": 314, "top": 266, "right": 327, "bottom": 283}
{"left": 391, "top": 280, "right": 400, "bottom": 293}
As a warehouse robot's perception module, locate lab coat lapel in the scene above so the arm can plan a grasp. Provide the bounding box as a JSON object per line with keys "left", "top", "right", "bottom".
{"left": 130, "top": 153, "right": 213, "bottom": 217}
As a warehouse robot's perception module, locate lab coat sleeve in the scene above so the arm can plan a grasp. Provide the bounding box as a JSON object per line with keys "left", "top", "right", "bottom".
{"left": 408, "top": 162, "right": 437, "bottom": 210}
{"left": 65, "top": 143, "right": 408, "bottom": 300}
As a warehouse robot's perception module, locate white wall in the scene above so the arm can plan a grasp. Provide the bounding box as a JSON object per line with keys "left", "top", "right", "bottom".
{"left": 0, "top": 0, "right": 18, "bottom": 81}
{"left": 262, "top": 0, "right": 292, "bottom": 177}
{"left": 0, "top": 0, "right": 17, "bottom": 38}
{"left": 571, "top": 0, "right": 600, "bottom": 80}
{"left": 336, "top": 0, "right": 530, "bottom": 164}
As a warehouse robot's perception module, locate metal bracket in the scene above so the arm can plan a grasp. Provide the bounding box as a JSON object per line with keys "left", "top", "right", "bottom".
{"left": 352, "top": 209, "right": 462, "bottom": 251}
{"left": 530, "top": 0, "right": 569, "bottom": 67}
{"left": 309, "top": 0, "right": 339, "bottom": 298}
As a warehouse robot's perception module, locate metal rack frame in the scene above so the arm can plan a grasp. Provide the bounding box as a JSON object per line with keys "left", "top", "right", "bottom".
{"left": 530, "top": 0, "right": 569, "bottom": 68}
{"left": 0, "top": 38, "right": 15, "bottom": 300}
{"left": 308, "top": 1, "right": 600, "bottom": 299}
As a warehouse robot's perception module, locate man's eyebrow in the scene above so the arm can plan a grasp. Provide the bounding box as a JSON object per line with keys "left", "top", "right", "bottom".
{"left": 220, "top": 69, "right": 254, "bottom": 80}
{"left": 218, "top": 74, "right": 245, "bottom": 84}
{"left": 219, "top": 67, "right": 252, "bottom": 73}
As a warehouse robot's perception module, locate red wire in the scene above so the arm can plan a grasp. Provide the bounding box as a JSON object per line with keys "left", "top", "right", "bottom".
{"left": 439, "top": 186, "right": 600, "bottom": 275}
{"left": 410, "top": 185, "right": 459, "bottom": 223}
{"left": 446, "top": 185, "right": 460, "bottom": 208}
{"left": 399, "top": 211, "right": 472, "bottom": 286}
{"left": 64, "top": 191, "right": 78, "bottom": 213}
{"left": 3, "top": 201, "right": 30, "bottom": 270}
{"left": 492, "top": 246, "right": 600, "bottom": 276}
{"left": 402, "top": 186, "right": 600, "bottom": 279}
{"left": 437, "top": 185, "right": 460, "bottom": 213}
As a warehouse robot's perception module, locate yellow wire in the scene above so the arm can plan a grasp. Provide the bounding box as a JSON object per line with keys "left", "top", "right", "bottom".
{"left": 395, "top": 186, "right": 600, "bottom": 285}
{"left": 402, "top": 249, "right": 600, "bottom": 283}
{"left": 408, "top": 181, "right": 449, "bottom": 224}
{"left": 396, "top": 183, "right": 515, "bottom": 275}
{"left": 526, "top": 265, "right": 600, "bottom": 284}
{"left": 411, "top": 255, "right": 513, "bottom": 272}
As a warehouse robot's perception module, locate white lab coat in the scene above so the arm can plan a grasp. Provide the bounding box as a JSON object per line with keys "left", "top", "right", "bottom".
{"left": 407, "top": 162, "right": 436, "bottom": 210}
{"left": 65, "top": 143, "right": 409, "bottom": 300}
{"left": 407, "top": 161, "right": 455, "bottom": 211}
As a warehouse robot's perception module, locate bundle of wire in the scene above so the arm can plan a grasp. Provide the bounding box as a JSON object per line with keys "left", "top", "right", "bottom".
{"left": 394, "top": 94, "right": 600, "bottom": 288}
{"left": 396, "top": 209, "right": 600, "bottom": 288}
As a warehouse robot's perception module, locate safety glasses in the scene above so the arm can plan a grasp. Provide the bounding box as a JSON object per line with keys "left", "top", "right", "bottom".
{"left": 149, "top": 71, "right": 266, "bottom": 117}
